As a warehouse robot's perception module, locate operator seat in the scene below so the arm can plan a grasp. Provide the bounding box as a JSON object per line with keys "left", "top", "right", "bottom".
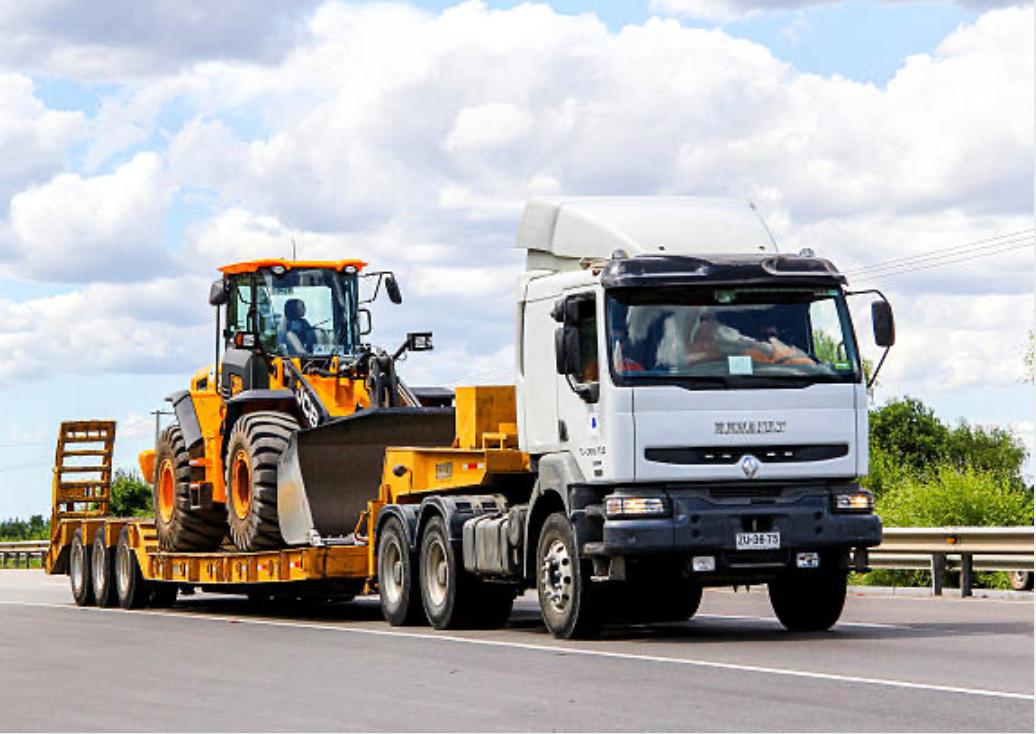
{"left": 279, "top": 298, "right": 316, "bottom": 355}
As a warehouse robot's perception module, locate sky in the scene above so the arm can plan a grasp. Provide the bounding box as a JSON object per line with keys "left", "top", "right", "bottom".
{"left": 0, "top": 0, "right": 1032, "bottom": 517}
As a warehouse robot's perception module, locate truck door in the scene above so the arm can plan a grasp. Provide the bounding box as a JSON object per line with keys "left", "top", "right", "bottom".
{"left": 555, "top": 293, "right": 605, "bottom": 481}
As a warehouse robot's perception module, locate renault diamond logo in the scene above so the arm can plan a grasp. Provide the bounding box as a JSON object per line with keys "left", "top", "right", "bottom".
{"left": 740, "top": 455, "right": 761, "bottom": 479}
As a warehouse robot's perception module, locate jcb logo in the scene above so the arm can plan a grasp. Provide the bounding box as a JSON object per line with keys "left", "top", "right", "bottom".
{"left": 295, "top": 384, "right": 321, "bottom": 428}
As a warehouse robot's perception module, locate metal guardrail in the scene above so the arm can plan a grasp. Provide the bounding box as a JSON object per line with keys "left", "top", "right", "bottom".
{"left": 869, "top": 527, "right": 1034, "bottom": 596}
{"left": 0, "top": 540, "right": 48, "bottom": 569}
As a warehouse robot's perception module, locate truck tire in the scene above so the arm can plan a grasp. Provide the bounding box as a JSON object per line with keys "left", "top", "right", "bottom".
{"left": 1009, "top": 571, "right": 1033, "bottom": 591}
{"left": 115, "top": 527, "right": 150, "bottom": 610}
{"left": 91, "top": 532, "right": 117, "bottom": 608}
{"left": 536, "top": 512, "right": 601, "bottom": 639}
{"left": 769, "top": 570, "right": 847, "bottom": 632}
{"left": 150, "top": 584, "right": 178, "bottom": 608}
{"left": 419, "top": 515, "right": 480, "bottom": 629}
{"left": 225, "top": 412, "right": 299, "bottom": 551}
{"left": 378, "top": 517, "right": 424, "bottom": 625}
{"left": 619, "top": 581, "right": 703, "bottom": 624}
{"left": 154, "top": 424, "right": 226, "bottom": 551}
{"left": 69, "top": 528, "right": 94, "bottom": 607}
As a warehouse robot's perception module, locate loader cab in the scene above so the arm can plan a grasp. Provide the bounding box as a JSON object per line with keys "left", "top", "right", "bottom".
{"left": 212, "top": 259, "right": 367, "bottom": 394}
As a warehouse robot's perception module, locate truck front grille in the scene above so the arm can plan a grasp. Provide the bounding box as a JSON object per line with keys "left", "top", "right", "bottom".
{"left": 645, "top": 444, "right": 848, "bottom": 465}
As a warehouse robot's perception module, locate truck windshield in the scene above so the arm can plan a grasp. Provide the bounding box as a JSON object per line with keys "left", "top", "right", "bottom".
{"left": 254, "top": 268, "right": 359, "bottom": 357}
{"left": 606, "top": 286, "right": 860, "bottom": 386}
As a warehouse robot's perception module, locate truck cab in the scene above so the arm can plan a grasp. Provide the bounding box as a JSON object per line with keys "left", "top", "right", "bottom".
{"left": 514, "top": 196, "right": 892, "bottom": 635}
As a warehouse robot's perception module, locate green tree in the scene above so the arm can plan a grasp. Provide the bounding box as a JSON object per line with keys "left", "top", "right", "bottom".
{"left": 109, "top": 469, "right": 153, "bottom": 517}
{"left": 946, "top": 422, "right": 1027, "bottom": 489}
{"left": 869, "top": 397, "right": 950, "bottom": 478}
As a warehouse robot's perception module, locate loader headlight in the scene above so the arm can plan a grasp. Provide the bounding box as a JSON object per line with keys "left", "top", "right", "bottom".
{"left": 832, "top": 489, "right": 873, "bottom": 513}
{"left": 605, "top": 495, "right": 670, "bottom": 518}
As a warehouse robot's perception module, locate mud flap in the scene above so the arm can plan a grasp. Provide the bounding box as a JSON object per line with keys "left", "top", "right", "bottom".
{"left": 277, "top": 408, "right": 455, "bottom": 545}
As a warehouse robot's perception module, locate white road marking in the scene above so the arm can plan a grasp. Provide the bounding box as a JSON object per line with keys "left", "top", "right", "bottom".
{"left": 1, "top": 599, "right": 1032, "bottom": 702}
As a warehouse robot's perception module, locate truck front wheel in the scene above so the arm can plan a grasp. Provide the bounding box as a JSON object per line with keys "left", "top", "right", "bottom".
{"left": 536, "top": 513, "right": 600, "bottom": 639}
{"left": 769, "top": 570, "right": 847, "bottom": 632}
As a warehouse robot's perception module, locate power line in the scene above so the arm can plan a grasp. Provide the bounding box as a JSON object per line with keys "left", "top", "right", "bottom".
{"left": 853, "top": 238, "right": 1034, "bottom": 284}
{"left": 845, "top": 229, "right": 1034, "bottom": 278}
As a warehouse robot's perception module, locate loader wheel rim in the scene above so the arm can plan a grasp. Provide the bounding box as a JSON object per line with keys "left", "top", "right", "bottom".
{"left": 231, "top": 449, "right": 252, "bottom": 521}
{"left": 157, "top": 460, "right": 175, "bottom": 523}
{"left": 423, "top": 537, "right": 449, "bottom": 608}
{"left": 541, "top": 538, "right": 573, "bottom": 614}
{"left": 380, "top": 536, "right": 404, "bottom": 605}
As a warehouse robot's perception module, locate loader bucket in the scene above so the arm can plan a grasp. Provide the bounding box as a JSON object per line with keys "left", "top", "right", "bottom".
{"left": 277, "top": 407, "right": 455, "bottom": 546}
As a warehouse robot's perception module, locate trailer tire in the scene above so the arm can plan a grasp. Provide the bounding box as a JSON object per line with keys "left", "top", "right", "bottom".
{"left": 91, "top": 532, "right": 117, "bottom": 608}
{"left": 69, "top": 528, "right": 94, "bottom": 607}
{"left": 536, "top": 513, "right": 601, "bottom": 639}
{"left": 378, "top": 517, "right": 424, "bottom": 626}
{"left": 154, "top": 424, "right": 226, "bottom": 552}
{"left": 419, "top": 515, "right": 481, "bottom": 629}
{"left": 1009, "top": 571, "right": 1033, "bottom": 591}
{"left": 115, "top": 527, "right": 149, "bottom": 610}
{"left": 226, "top": 412, "right": 299, "bottom": 551}
{"left": 769, "top": 570, "right": 846, "bottom": 632}
{"left": 150, "top": 584, "right": 178, "bottom": 608}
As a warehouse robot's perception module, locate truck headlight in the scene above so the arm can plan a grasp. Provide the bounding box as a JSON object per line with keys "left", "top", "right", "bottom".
{"left": 832, "top": 490, "right": 873, "bottom": 513}
{"left": 605, "top": 496, "right": 670, "bottom": 518}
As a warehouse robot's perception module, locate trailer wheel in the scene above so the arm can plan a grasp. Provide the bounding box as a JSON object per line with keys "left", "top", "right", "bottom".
{"left": 69, "top": 528, "right": 94, "bottom": 607}
{"left": 769, "top": 570, "right": 847, "bottom": 632}
{"left": 91, "top": 532, "right": 117, "bottom": 608}
{"left": 154, "top": 424, "right": 226, "bottom": 552}
{"left": 378, "top": 517, "right": 423, "bottom": 626}
{"left": 115, "top": 527, "right": 150, "bottom": 610}
{"left": 1009, "top": 571, "right": 1033, "bottom": 591}
{"left": 225, "top": 412, "right": 299, "bottom": 551}
{"left": 536, "top": 512, "right": 601, "bottom": 639}
{"left": 150, "top": 584, "right": 178, "bottom": 608}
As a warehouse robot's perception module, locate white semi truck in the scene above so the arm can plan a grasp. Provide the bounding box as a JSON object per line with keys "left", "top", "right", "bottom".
{"left": 371, "top": 196, "right": 894, "bottom": 638}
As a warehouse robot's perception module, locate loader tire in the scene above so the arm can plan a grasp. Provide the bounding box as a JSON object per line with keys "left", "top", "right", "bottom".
{"left": 153, "top": 424, "right": 226, "bottom": 552}
{"left": 226, "top": 411, "right": 299, "bottom": 551}
{"left": 69, "top": 528, "right": 94, "bottom": 607}
{"left": 91, "top": 532, "right": 117, "bottom": 608}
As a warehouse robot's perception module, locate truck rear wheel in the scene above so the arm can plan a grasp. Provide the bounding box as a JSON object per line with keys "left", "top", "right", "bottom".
{"left": 154, "top": 424, "right": 226, "bottom": 551}
{"left": 536, "top": 512, "right": 601, "bottom": 639}
{"left": 419, "top": 515, "right": 477, "bottom": 629}
{"left": 226, "top": 412, "right": 299, "bottom": 551}
{"left": 69, "top": 528, "right": 94, "bottom": 607}
{"left": 115, "top": 527, "right": 150, "bottom": 610}
{"left": 91, "top": 532, "right": 117, "bottom": 608}
{"left": 769, "top": 570, "right": 847, "bottom": 632}
{"left": 378, "top": 517, "right": 423, "bottom": 626}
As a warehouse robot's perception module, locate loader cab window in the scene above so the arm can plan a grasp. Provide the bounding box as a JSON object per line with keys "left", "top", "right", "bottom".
{"left": 225, "top": 269, "right": 359, "bottom": 358}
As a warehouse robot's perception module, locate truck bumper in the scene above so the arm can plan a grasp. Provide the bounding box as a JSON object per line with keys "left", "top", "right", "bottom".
{"left": 598, "top": 491, "right": 881, "bottom": 560}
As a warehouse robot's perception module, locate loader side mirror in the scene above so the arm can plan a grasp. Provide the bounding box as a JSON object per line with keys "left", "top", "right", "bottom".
{"left": 384, "top": 275, "right": 402, "bottom": 305}
{"left": 555, "top": 326, "right": 581, "bottom": 375}
{"left": 872, "top": 301, "right": 895, "bottom": 347}
{"left": 209, "top": 279, "right": 230, "bottom": 306}
{"left": 358, "top": 308, "right": 372, "bottom": 336}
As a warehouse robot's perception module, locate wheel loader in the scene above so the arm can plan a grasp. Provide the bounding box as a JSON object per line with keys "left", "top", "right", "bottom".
{"left": 139, "top": 258, "right": 455, "bottom": 552}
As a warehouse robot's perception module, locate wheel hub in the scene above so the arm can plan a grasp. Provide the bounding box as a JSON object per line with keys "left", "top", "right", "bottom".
{"left": 380, "top": 538, "right": 403, "bottom": 604}
{"left": 424, "top": 538, "right": 449, "bottom": 608}
{"left": 541, "top": 539, "right": 572, "bottom": 613}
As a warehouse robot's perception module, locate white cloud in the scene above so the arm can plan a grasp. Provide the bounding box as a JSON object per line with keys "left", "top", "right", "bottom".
{"left": 651, "top": 0, "right": 1026, "bottom": 22}
{"left": 2, "top": 152, "right": 173, "bottom": 282}
{"left": 0, "top": 0, "right": 319, "bottom": 80}
{"left": 0, "top": 74, "right": 82, "bottom": 204}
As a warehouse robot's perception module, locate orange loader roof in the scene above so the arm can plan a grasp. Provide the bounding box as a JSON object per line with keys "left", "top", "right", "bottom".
{"left": 219, "top": 258, "right": 368, "bottom": 275}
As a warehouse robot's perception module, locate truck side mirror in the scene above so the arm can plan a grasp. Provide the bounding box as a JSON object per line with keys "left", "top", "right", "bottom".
{"left": 872, "top": 301, "right": 895, "bottom": 347}
{"left": 209, "top": 279, "right": 230, "bottom": 307}
{"left": 554, "top": 326, "right": 581, "bottom": 375}
{"left": 384, "top": 275, "right": 402, "bottom": 305}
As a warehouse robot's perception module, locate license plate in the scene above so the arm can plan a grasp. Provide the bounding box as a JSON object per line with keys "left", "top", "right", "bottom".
{"left": 735, "top": 531, "right": 781, "bottom": 550}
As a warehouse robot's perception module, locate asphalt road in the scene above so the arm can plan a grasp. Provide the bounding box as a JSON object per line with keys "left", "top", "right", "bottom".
{"left": 0, "top": 570, "right": 1031, "bottom": 732}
